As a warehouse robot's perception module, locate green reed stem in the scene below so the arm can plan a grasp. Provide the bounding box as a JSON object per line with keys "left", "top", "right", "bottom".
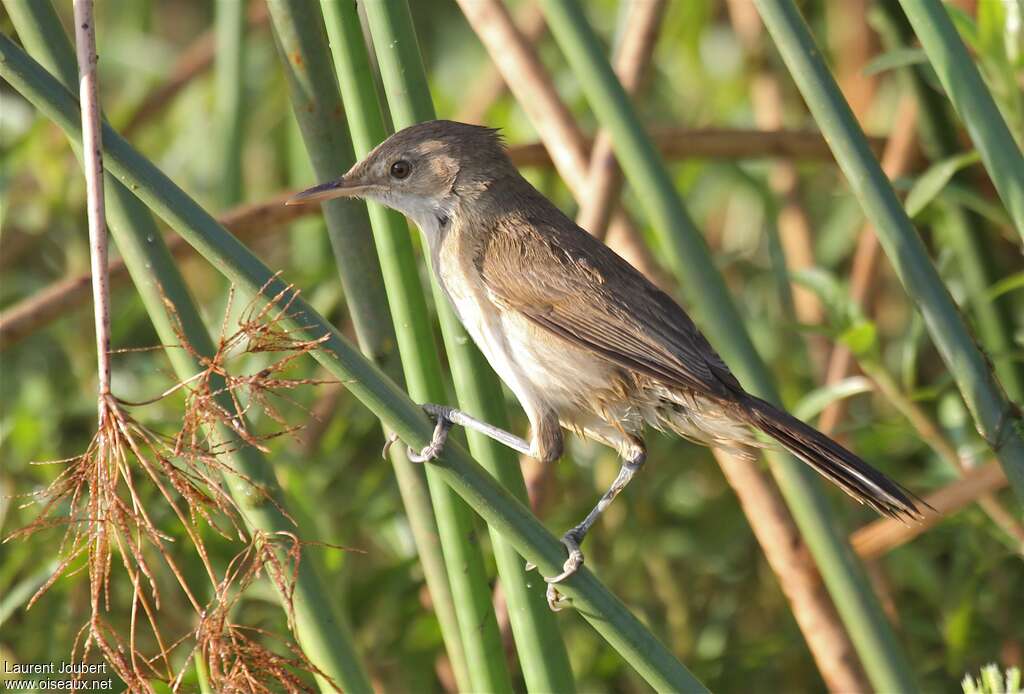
{"left": 213, "top": 0, "right": 245, "bottom": 207}
{"left": 896, "top": 0, "right": 1024, "bottom": 243}
{"left": 873, "top": 2, "right": 1024, "bottom": 404}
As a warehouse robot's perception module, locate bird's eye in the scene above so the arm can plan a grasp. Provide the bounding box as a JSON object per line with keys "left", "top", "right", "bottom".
{"left": 390, "top": 160, "right": 412, "bottom": 180}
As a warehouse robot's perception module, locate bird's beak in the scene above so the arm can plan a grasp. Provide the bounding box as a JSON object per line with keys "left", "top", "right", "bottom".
{"left": 285, "top": 176, "right": 371, "bottom": 205}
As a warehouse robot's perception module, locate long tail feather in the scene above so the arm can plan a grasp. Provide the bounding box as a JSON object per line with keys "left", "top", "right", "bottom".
{"left": 742, "top": 395, "right": 924, "bottom": 521}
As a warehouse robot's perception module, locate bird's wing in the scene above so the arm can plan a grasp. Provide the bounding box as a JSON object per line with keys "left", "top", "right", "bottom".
{"left": 477, "top": 216, "right": 743, "bottom": 399}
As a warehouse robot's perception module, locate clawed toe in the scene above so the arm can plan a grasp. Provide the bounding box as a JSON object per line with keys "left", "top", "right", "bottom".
{"left": 544, "top": 536, "right": 584, "bottom": 584}
{"left": 528, "top": 533, "right": 584, "bottom": 611}
{"left": 381, "top": 432, "right": 400, "bottom": 459}
{"left": 407, "top": 415, "right": 452, "bottom": 463}
{"left": 387, "top": 406, "right": 453, "bottom": 464}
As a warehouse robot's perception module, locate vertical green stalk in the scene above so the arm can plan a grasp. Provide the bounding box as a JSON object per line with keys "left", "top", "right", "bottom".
{"left": 323, "top": 1, "right": 575, "bottom": 691}
{"left": 873, "top": 3, "right": 1024, "bottom": 403}
{"left": 0, "top": 34, "right": 708, "bottom": 689}
{"left": 213, "top": 0, "right": 245, "bottom": 207}
{"left": 751, "top": 0, "right": 1024, "bottom": 502}
{"left": 263, "top": 1, "right": 472, "bottom": 688}
{"left": 3, "top": 3, "right": 372, "bottom": 692}
{"left": 533, "top": 0, "right": 917, "bottom": 690}
{"left": 896, "top": 0, "right": 1024, "bottom": 242}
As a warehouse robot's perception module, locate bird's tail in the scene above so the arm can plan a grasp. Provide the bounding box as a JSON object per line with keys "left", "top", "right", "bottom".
{"left": 741, "top": 395, "right": 924, "bottom": 520}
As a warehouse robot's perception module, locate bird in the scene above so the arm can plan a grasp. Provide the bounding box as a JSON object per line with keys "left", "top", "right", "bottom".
{"left": 288, "top": 120, "right": 923, "bottom": 610}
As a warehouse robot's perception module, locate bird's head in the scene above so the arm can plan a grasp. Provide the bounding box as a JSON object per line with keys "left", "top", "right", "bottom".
{"left": 287, "top": 120, "right": 513, "bottom": 234}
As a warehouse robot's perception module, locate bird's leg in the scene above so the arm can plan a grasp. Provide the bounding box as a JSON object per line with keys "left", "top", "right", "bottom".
{"left": 541, "top": 446, "right": 646, "bottom": 611}
{"left": 385, "top": 403, "right": 533, "bottom": 463}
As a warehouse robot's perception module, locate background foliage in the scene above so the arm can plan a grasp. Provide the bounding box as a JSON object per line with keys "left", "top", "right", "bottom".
{"left": 1, "top": 0, "right": 1022, "bottom": 691}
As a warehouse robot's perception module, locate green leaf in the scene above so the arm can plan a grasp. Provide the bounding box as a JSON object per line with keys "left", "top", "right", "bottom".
{"left": 905, "top": 151, "right": 981, "bottom": 217}
{"left": 790, "top": 268, "right": 862, "bottom": 326}
{"left": 862, "top": 47, "right": 928, "bottom": 75}
{"left": 938, "top": 182, "right": 1015, "bottom": 229}
{"left": 976, "top": 0, "right": 1008, "bottom": 62}
{"left": 792, "top": 376, "right": 874, "bottom": 421}
{"left": 839, "top": 321, "right": 879, "bottom": 357}
{"left": 984, "top": 271, "right": 1024, "bottom": 301}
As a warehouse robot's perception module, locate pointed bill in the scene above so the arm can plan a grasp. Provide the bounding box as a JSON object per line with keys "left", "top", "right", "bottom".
{"left": 285, "top": 177, "right": 370, "bottom": 205}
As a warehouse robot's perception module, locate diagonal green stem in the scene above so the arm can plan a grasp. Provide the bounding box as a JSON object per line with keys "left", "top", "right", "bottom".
{"left": 751, "top": 0, "right": 1024, "bottom": 503}
{"left": 0, "top": 31, "right": 708, "bottom": 694}
{"left": 2, "top": 4, "right": 372, "bottom": 692}
{"left": 533, "top": 0, "right": 917, "bottom": 690}
{"left": 318, "top": 1, "right": 577, "bottom": 691}
{"left": 873, "top": 2, "right": 1024, "bottom": 404}
{"left": 262, "top": 3, "right": 471, "bottom": 688}
{"left": 895, "top": 0, "right": 1024, "bottom": 243}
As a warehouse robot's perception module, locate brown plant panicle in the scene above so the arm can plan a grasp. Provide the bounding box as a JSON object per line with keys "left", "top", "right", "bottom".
{"left": 6, "top": 279, "right": 338, "bottom": 692}
{"left": 192, "top": 532, "right": 331, "bottom": 694}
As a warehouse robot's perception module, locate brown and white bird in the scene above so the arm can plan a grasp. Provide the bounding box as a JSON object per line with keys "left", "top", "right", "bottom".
{"left": 289, "top": 120, "right": 921, "bottom": 609}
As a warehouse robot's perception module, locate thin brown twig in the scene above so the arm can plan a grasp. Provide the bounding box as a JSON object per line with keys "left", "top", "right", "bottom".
{"left": 851, "top": 462, "right": 1009, "bottom": 559}
{"left": 0, "top": 127, "right": 854, "bottom": 351}
{"left": 506, "top": 127, "right": 886, "bottom": 167}
{"left": 575, "top": 0, "right": 666, "bottom": 241}
{"left": 0, "top": 190, "right": 313, "bottom": 350}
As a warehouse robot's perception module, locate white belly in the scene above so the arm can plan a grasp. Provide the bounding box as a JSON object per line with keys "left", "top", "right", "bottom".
{"left": 446, "top": 282, "right": 630, "bottom": 430}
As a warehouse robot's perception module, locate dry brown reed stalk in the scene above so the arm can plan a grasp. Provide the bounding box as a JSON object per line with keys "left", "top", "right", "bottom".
{"left": 6, "top": 280, "right": 341, "bottom": 691}
{"left": 75, "top": 0, "right": 112, "bottom": 413}
{"left": 852, "top": 462, "right": 1010, "bottom": 559}
{"left": 725, "top": 0, "right": 830, "bottom": 371}
{"left": 0, "top": 190, "right": 315, "bottom": 350}
{"left": 455, "top": 1, "right": 547, "bottom": 125}
{"left": 456, "top": 0, "right": 666, "bottom": 284}
{"left": 121, "top": 1, "right": 269, "bottom": 137}
{"left": 713, "top": 448, "right": 868, "bottom": 691}
{"left": 815, "top": 97, "right": 919, "bottom": 437}
{"left": 505, "top": 127, "right": 886, "bottom": 167}
{"left": 575, "top": 0, "right": 666, "bottom": 240}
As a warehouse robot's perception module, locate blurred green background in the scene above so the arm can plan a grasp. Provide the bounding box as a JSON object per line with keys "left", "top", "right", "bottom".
{"left": 1, "top": 0, "right": 1022, "bottom": 691}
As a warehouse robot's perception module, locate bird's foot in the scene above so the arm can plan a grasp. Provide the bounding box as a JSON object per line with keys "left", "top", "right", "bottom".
{"left": 380, "top": 405, "right": 453, "bottom": 463}
{"left": 525, "top": 531, "right": 584, "bottom": 611}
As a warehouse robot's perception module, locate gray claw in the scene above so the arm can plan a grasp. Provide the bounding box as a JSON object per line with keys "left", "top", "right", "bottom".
{"left": 381, "top": 432, "right": 400, "bottom": 459}
{"left": 407, "top": 415, "right": 452, "bottom": 463}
